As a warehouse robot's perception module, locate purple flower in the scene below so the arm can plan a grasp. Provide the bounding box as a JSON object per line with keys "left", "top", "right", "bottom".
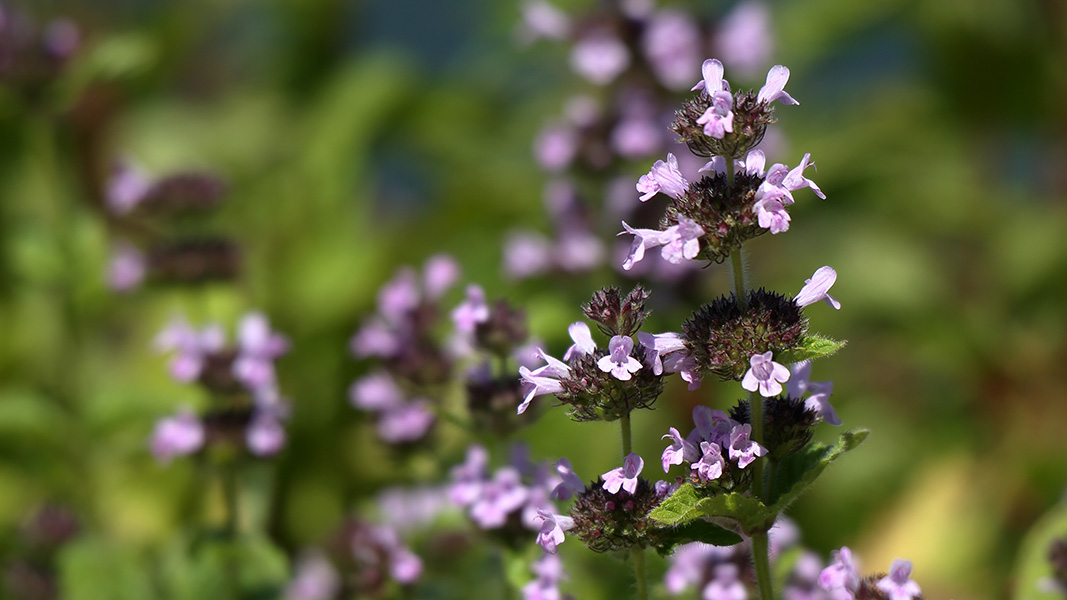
{"left": 517, "top": 0, "right": 570, "bottom": 44}
{"left": 570, "top": 29, "right": 630, "bottom": 84}
{"left": 377, "top": 400, "right": 435, "bottom": 443}
{"left": 643, "top": 11, "right": 701, "bottom": 90}
{"left": 740, "top": 150, "right": 767, "bottom": 177}
{"left": 534, "top": 123, "right": 578, "bottom": 172}
{"left": 696, "top": 90, "right": 735, "bottom": 139}
{"left": 350, "top": 318, "right": 404, "bottom": 358}
{"left": 704, "top": 563, "right": 748, "bottom": 600}
{"left": 754, "top": 196, "right": 791, "bottom": 234}
{"left": 551, "top": 458, "right": 585, "bottom": 501}
{"left": 285, "top": 552, "right": 340, "bottom": 600}
{"left": 597, "top": 335, "right": 642, "bottom": 381}
{"left": 788, "top": 361, "right": 841, "bottom": 425}
{"left": 452, "top": 285, "right": 490, "bottom": 335}
{"left": 233, "top": 312, "right": 289, "bottom": 391}
{"left": 555, "top": 229, "right": 605, "bottom": 273}
{"left": 877, "top": 560, "right": 921, "bottom": 600}
{"left": 619, "top": 221, "right": 672, "bottom": 271}
{"left": 150, "top": 409, "right": 205, "bottom": 463}
{"left": 757, "top": 65, "right": 799, "bottom": 106}
{"left": 106, "top": 161, "right": 150, "bottom": 215}
{"left": 727, "top": 424, "right": 767, "bottom": 469}
{"left": 691, "top": 58, "right": 726, "bottom": 93}
{"left": 715, "top": 1, "right": 773, "bottom": 79}
{"left": 423, "top": 254, "right": 460, "bottom": 299}
{"left": 663, "top": 352, "right": 701, "bottom": 390}
{"left": 535, "top": 509, "right": 575, "bottom": 554}
{"left": 389, "top": 546, "right": 423, "bottom": 584}
{"left": 470, "top": 467, "right": 529, "bottom": 528}
{"left": 154, "top": 317, "right": 225, "bottom": 383}
{"left": 377, "top": 268, "right": 421, "bottom": 324}
{"left": 818, "top": 547, "right": 860, "bottom": 593}
{"left": 755, "top": 153, "right": 825, "bottom": 207}
{"left": 783, "top": 153, "right": 825, "bottom": 199}
{"left": 246, "top": 411, "right": 286, "bottom": 456}
{"left": 523, "top": 552, "right": 567, "bottom": 600}
{"left": 741, "top": 351, "right": 790, "bottom": 397}
{"left": 692, "top": 441, "right": 726, "bottom": 482}
{"left": 349, "top": 372, "right": 405, "bottom": 412}
{"left": 661, "top": 427, "right": 699, "bottom": 472}
{"left": 518, "top": 349, "right": 570, "bottom": 414}
{"left": 43, "top": 19, "right": 80, "bottom": 60}
{"left": 601, "top": 452, "right": 643, "bottom": 494}
{"left": 636, "top": 153, "right": 689, "bottom": 202}
{"left": 612, "top": 110, "right": 663, "bottom": 159}
{"left": 563, "top": 322, "right": 597, "bottom": 360}
{"left": 690, "top": 406, "right": 735, "bottom": 445}
{"left": 638, "top": 331, "right": 686, "bottom": 375}
{"left": 504, "top": 231, "right": 553, "bottom": 280}
{"left": 660, "top": 217, "right": 704, "bottom": 264}
{"left": 794, "top": 266, "right": 841, "bottom": 310}
{"left": 449, "top": 445, "right": 489, "bottom": 506}
{"left": 107, "top": 242, "right": 145, "bottom": 292}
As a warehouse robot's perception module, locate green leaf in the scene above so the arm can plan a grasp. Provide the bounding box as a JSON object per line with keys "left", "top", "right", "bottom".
{"left": 648, "top": 483, "right": 703, "bottom": 525}
{"left": 653, "top": 520, "right": 743, "bottom": 555}
{"left": 650, "top": 484, "right": 775, "bottom": 535}
{"left": 777, "top": 334, "right": 847, "bottom": 364}
{"left": 767, "top": 429, "right": 869, "bottom": 510}
{"left": 1010, "top": 498, "right": 1067, "bottom": 600}
{"left": 58, "top": 537, "right": 155, "bottom": 600}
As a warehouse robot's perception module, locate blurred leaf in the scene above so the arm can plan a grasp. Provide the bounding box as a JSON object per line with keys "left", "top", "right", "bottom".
{"left": 777, "top": 334, "right": 847, "bottom": 364}
{"left": 160, "top": 534, "right": 289, "bottom": 600}
{"left": 57, "top": 537, "right": 154, "bottom": 600}
{"left": 58, "top": 33, "right": 158, "bottom": 106}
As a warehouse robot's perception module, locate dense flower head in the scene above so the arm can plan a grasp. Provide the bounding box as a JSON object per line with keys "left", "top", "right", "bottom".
{"left": 581, "top": 285, "right": 651, "bottom": 337}
{"left": 729, "top": 396, "right": 817, "bottom": 461}
{"left": 568, "top": 476, "right": 665, "bottom": 553}
{"left": 681, "top": 289, "right": 808, "bottom": 381}
{"left": 324, "top": 519, "right": 423, "bottom": 595}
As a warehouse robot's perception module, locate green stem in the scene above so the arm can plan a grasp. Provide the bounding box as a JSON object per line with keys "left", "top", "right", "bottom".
{"left": 620, "top": 410, "right": 633, "bottom": 457}
{"left": 749, "top": 391, "right": 765, "bottom": 498}
{"left": 631, "top": 546, "right": 648, "bottom": 600}
{"left": 222, "top": 463, "right": 240, "bottom": 538}
{"left": 730, "top": 248, "right": 746, "bottom": 310}
{"left": 726, "top": 154, "right": 735, "bottom": 189}
{"left": 751, "top": 532, "right": 775, "bottom": 600}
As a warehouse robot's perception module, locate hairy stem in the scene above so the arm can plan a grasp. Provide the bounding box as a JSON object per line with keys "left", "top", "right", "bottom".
{"left": 632, "top": 546, "right": 649, "bottom": 600}
{"left": 752, "top": 531, "right": 775, "bottom": 600}
{"left": 620, "top": 410, "right": 633, "bottom": 457}
{"left": 726, "top": 153, "right": 735, "bottom": 189}
{"left": 731, "top": 249, "right": 746, "bottom": 310}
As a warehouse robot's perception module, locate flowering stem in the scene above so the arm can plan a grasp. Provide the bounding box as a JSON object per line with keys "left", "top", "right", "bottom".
{"left": 631, "top": 546, "right": 648, "bottom": 600}
{"left": 222, "top": 462, "right": 240, "bottom": 537}
{"left": 751, "top": 531, "right": 775, "bottom": 600}
{"left": 620, "top": 410, "right": 633, "bottom": 457}
{"left": 731, "top": 249, "right": 746, "bottom": 311}
{"left": 726, "top": 155, "right": 735, "bottom": 189}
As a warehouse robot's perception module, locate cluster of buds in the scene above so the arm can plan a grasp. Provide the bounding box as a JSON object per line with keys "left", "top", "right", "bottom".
{"left": 659, "top": 406, "right": 766, "bottom": 492}
{"left": 105, "top": 161, "right": 236, "bottom": 293}
{"left": 285, "top": 519, "right": 422, "bottom": 600}
{"left": 149, "top": 312, "right": 291, "bottom": 462}
{"left": 2, "top": 505, "right": 80, "bottom": 600}
{"left": 0, "top": 3, "right": 80, "bottom": 100}
{"left": 447, "top": 444, "right": 562, "bottom": 548}
{"left": 621, "top": 59, "right": 825, "bottom": 270}
{"left": 518, "top": 285, "right": 694, "bottom": 422}
{"left": 508, "top": 1, "right": 777, "bottom": 282}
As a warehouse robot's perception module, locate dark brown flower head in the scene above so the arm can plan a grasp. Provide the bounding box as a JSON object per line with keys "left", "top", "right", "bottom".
{"left": 134, "top": 173, "right": 227, "bottom": 215}
{"left": 1049, "top": 536, "right": 1067, "bottom": 582}
{"left": 664, "top": 171, "right": 766, "bottom": 264}
{"left": 670, "top": 90, "right": 776, "bottom": 160}
{"left": 475, "top": 300, "right": 528, "bottom": 357}
{"left": 555, "top": 352, "right": 664, "bottom": 422}
{"left": 147, "top": 238, "right": 241, "bottom": 284}
{"left": 730, "top": 396, "right": 816, "bottom": 461}
{"left": 581, "top": 286, "right": 651, "bottom": 337}
{"left": 466, "top": 376, "right": 527, "bottom": 438}
{"left": 569, "top": 478, "right": 663, "bottom": 553}
{"left": 682, "top": 289, "right": 807, "bottom": 381}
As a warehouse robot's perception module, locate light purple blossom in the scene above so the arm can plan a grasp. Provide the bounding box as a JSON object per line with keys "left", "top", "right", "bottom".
{"left": 601, "top": 452, "right": 643, "bottom": 494}
{"left": 535, "top": 123, "right": 578, "bottom": 172}
{"left": 704, "top": 563, "right": 748, "bottom": 600}
{"left": 377, "top": 268, "right": 420, "bottom": 324}
{"left": 664, "top": 543, "right": 737, "bottom": 596}
{"left": 523, "top": 552, "right": 567, "bottom": 600}
{"left": 554, "top": 229, "right": 604, "bottom": 273}
{"left": 233, "top": 312, "right": 289, "bottom": 391}
{"left": 619, "top": 221, "right": 672, "bottom": 271}
{"left": 535, "top": 509, "right": 575, "bottom": 554}
{"left": 660, "top": 217, "right": 704, "bottom": 264}
{"left": 452, "top": 285, "right": 491, "bottom": 334}
{"left": 741, "top": 351, "right": 790, "bottom": 397}
{"left": 740, "top": 150, "right": 767, "bottom": 177}
{"left": 517, "top": 349, "right": 570, "bottom": 414}
{"left": 285, "top": 552, "right": 340, "bottom": 600}
{"left": 638, "top": 331, "right": 686, "bottom": 375}
{"left": 349, "top": 371, "right": 405, "bottom": 412}
{"left": 661, "top": 427, "right": 699, "bottom": 472}
{"left": 470, "top": 467, "right": 529, "bottom": 528}
{"left": 612, "top": 110, "right": 663, "bottom": 159}
{"left": 150, "top": 409, "right": 205, "bottom": 463}
{"left": 350, "top": 318, "right": 404, "bottom": 358}
{"left": 788, "top": 361, "right": 841, "bottom": 425}
{"left": 643, "top": 11, "right": 701, "bottom": 90}
{"left": 818, "top": 546, "right": 860, "bottom": 593}
{"left": 106, "top": 161, "right": 150, "bottom": 215}
{"left": 690, "top": 406, "right": 735, "bottom": 445}
{"left": 246, "top": 411, "right": 286, "bottom": 456}
{"left": 377, "top": 400, "right": 435, "bottom": 444}
{"left": 757, "top": 65, "right": 799, "bottom": 106}
{"left": 389, "top": 546, "right": 423, "bottom": 584}
{"left": 715, "top": 1, "right": 772, "bottom": 79}
{"left": 783, "top": 153, "right": 825, "bottom": 198}
{"left": 449, "top": 445, "right": 489, "bottom": 506}
{"left": 794, "top": 266, "right": 841, "bottom": 310}
{"left": 699, "top": 156, "right": 727, "bottom": 175}
{"left": 423, "top": 254, "right": 460, "bottom": 299}
{"left": 516, "top": 0, "right": 570, "bottom": 44}
{"left": 107, "top": 242, "right": 145, "bottom": 292}
{"left": 693, "top": 441, "right": 726, "bottom": 482}
{"left": 877, "top": 560, "right": 921, "bottom": 600}
{"left": 691, "top": 58, "right": 726, "bottom": 94}
{"left": 663, "top": 352, "right": 701, "bottom": 390}
{"left": 636, "top": 153, "right": 689, "bottom": 202}
{"left": 551, "top": 458, "right": 585, "bottom": 501}
{"left": 597, "top": 335, "right": 642, "bottom": 381}
{"left": 755, "top": 153, "right": 825, "bottom": 208}
{"left": 570, "top": 29, "right": 630, "bottom": 84}
{"left": 727, "top": 424, "right": 767, "bottom": 469}
{"left": 563, "top": 322, "right": 596, "bottom": 360}
{"left": 154, "top": 318, "right": 225, "bottom": 383}
{"left": 754, "top": 196, "right": 791, "bottom": 234}
{"left": 504, "top": 231, "right": 553, "bottom": 280}
{"left": 696, "top": 90, "right": 735, "bottom": 139}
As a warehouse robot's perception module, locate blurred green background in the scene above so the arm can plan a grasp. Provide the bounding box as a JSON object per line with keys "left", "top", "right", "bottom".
{"left": 1, "top": 0, "right": 1066, "bottom": 599}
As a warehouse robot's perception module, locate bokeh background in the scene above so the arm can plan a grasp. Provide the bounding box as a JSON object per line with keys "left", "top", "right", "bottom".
{"left": 1, "top": 0, "right": 1066, "bottom": 599}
